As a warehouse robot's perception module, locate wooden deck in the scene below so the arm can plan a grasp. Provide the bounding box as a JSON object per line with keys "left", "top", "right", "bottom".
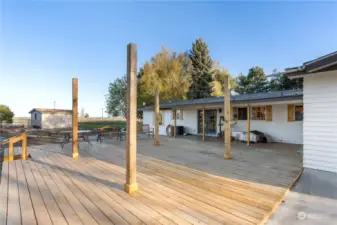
{"left": 0, "top": 139, "right": 303, "bottom": 225}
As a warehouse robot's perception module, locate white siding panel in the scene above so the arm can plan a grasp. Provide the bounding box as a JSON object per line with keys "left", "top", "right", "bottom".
{"left": 143, "top": 109, "right": 197, "bottom": 135}
{"left": 227, "top": 104, "right": 303, "bottom": 144}
{"left": 303, "top": 71, "right": 337, "bottom": 173}
{"left": 42, "top": 113, "right": 72, "bottom": 129}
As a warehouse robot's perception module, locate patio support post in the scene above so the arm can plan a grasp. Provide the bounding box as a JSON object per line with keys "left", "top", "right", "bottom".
{"left": 247, "top": 105, "right": 250, "bottom": 146}
{"left": 202, "top": 108, "right": 205, "bottom": 141}
{"left": 174, "top": 109, "right": 177, "bottom": 138}
{"left": 124, "top": 43, "right": 138, "bottom": 194}
{"left": 72, "top": 77, "right": 79, "bottom": 159}
{"left": 224, "top": 74, "right": 232, "bottom": 159}
{"left": 154, "top": 89, "right": 160, "bottom": 145}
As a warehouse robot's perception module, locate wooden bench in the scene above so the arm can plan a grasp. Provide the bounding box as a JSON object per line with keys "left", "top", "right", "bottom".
{"left": 140, "top": 124, "right": 154, "bottom": 138}
{"left": 96, "top": 126, "right": 122, "bottom": 143}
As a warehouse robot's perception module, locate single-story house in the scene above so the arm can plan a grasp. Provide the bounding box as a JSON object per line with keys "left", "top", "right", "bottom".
{"left": 29, "top": 108, "right": 72, "bottom": 129}
{"left": 140, "top": 89, "right": 304, "bottom": 144}
{"left": 284, "top": 51, "right": 337, "bottom": 173}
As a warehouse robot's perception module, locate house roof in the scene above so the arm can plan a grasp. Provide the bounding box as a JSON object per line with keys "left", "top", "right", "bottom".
{"left": 284, "top": 51, "right": 337, "bottom": 77}
{"left": 139, "top": 89, "right": 303, "bottom": 111}
{"left": 29, "top": 108, "right": 73, "bottom": 114}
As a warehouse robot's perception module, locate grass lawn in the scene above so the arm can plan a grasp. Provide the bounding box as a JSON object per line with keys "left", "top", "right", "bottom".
{"left": 79, "top": 121, "right": 126, "bottom": 129}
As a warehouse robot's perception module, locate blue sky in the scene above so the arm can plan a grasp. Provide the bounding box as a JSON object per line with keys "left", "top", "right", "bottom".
{"left": 1, "top": 1, "right": 337, "bottom": 117}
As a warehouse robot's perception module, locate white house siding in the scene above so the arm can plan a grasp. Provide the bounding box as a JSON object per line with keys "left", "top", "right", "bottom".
{"left": 42, "top": 113, "right": 72, "bottom": 129}
{"left": 303, "top": 71, "right": 337, "bottom": 173}
{"left": 217, "top": 103, "right": 303, "bottom": 144}
{"left": 30, "top": 111, "right": 42, "bottom": 128}
{"left": 143, "top": 103, "right": 302, "bottom": 144}
{"left": 143, "top": 109, "right": 198, "bottom": 135}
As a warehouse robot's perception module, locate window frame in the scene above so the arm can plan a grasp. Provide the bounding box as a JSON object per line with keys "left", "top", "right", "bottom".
{"left": 294, "top": 105, "right": 303, "bottom": 121}
{"left": 252, "top": 106, "right": 266, "bottom": 121}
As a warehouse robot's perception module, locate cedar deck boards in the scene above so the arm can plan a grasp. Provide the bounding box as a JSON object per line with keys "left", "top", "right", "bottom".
{"left": 0, "top": 141, "right": 303, "bottom": 225}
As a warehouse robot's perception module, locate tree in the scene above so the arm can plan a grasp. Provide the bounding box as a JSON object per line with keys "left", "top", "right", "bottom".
{"left": 0, "top": 105, "right": 14, "bottom": 124}
{"left": 211, "top": 61, "right": 237, "bottom": 96}
{"left": 234, "top": 67, "right": 268, "bottom": 94}
{"left": 84, "top": 113, "right": 89, "bottom": 118}
{"left": 137, "top": 68, "right": 154, "bottom": 118}
{"left": 269, "top": 74, "right": 303, "bottom": 91}
{"left": 188, "top": 38, "right": 213, "bottom": 99}
{"left": 234, "top": 73, "right": 250, "bottom": 95}
{"left": 106, "top": 76, "right": 127, "bottom": 117}
{"left": 140, "top": 47, "right": 191, "bottom": 145}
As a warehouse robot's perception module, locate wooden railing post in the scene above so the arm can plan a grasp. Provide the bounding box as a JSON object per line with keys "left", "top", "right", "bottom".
{"left": 22, "top": 133, "right": 27, "bottom": 160}
{"left": 8, "top": 140, "right": 14, "bottom": 162}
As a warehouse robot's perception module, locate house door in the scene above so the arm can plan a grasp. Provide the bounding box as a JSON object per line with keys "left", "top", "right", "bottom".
{"left": 198, "top": 110, "right": 217, "bottom": 135}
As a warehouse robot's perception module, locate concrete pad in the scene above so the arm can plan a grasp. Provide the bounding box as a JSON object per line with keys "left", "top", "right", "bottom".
{"left": 268, "top": 168, "right": 337, "bottom": 225}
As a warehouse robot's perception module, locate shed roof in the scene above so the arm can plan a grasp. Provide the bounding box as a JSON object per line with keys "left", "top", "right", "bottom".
{"left": 139, "top": 89, "right": 303, "bottom": 111}
{"left": 29, "top": 108, "right": 73, "bottom": 114}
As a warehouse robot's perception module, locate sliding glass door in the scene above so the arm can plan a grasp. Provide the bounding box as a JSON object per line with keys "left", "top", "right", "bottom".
{"left": 197, "top": 110, "right": 217, "bottom": 135}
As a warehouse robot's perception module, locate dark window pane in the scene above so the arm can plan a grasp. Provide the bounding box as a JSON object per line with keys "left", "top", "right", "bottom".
{"left": 238, "top": 108, "right": 247, "bottom": 120}
{"left": 295, "top": 106, "right": 303, "bottom": 121}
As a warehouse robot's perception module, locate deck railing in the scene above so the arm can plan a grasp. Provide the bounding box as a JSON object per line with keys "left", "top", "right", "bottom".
{"left": 2, "top": 132, "right": 28, "bottom": 162}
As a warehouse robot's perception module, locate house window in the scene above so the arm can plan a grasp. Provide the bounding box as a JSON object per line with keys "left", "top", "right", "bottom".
{"left": 34, "top": 113, "right": 37, "bottom": 120}
{"left": 237, "top": 108, "right": 247, "bottom": 120}
{"left": 172, "top": 109, "right": 183, "bottom": 120}
{"left": 295, "top": 106, "right": 303, "bottom": 121}
{"left": 252, "top": 106, "right": 265, "bottom": 120}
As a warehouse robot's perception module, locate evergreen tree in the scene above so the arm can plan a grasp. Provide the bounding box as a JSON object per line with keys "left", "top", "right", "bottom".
{"left": 234, "top": 67, "right": 268, "bottom": 94}
{"left": 246, "top": 66, "right": 269, "bottom": 93}
{"left": 269, "top": 74, "right": 303, "bottom": 91}
{"left": 188, "top": 38, "right": 213, "bottom": 99}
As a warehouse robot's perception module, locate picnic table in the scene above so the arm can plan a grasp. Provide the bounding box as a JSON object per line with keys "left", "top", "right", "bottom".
{"left": 60, "top": 130, "right": 92, "bottom": 148}
{"left": 96, "top": 126, "right": 126, "bottom": 143}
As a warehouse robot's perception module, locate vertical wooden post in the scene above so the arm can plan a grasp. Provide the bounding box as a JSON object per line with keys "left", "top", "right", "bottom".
{"left": 154, "top": 89, "right": 160, "bottom": 145}
{"left": 202, "top": 108, "right": 205, "bottom": 141}
{"left": 124, "top": 43, "right": 138, "bottom": 194}
{"left": 247, "top": 105, "right": 250, "bottom": 146}
{"left": 22, "top": 133, "right": 27, "bottom": 160}
{"left": 174, "top": 109, "right": 177, "bottom": 138}
{"left": 224, "top": 75, "right": 232, "bottom": 159}
{"left": 8, "top": 141, "right": 14, "bottom": 161}
{"left": 72, "top": 78, "right": 79, "bottom": 159}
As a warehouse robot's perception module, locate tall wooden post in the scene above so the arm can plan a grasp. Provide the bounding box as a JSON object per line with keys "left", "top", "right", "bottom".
{"left": 247, "top": 105, "right": 250, "bottom": 146}
{"left": 202, "top": 108, "right": 205, "bottom": 141}
{"left": 154, "top": 89, "right": 160, "bottom": 145}
{"left": 174, "top": 109, "right": 177, "bottom": 138}
{"left": 224, "top": 75, "right": 232, "bottom": 159}
{"left": 72, "top": 78, "right": 79, "bottom": 159}
{"left": 124, "top": 43, "right": 138, "bottom": 194}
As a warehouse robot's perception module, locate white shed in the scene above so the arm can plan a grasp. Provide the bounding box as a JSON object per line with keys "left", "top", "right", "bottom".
{"left": 29, "top": 108, "right": 72, "bottom": 129}
{"left": 285, "top": 51, "right": 337, "bottom": 173}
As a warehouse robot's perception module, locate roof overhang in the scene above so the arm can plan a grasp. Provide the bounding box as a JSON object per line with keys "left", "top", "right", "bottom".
{"left": 138, "top": 90, "right": 303, "bottom": 111}
{"left": 284, "top": 51, "right": 337, "bottom": 79}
